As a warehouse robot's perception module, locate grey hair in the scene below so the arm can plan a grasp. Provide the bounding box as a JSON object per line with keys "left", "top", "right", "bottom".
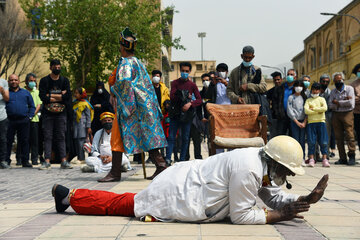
{"left": 320, "top": 74, "right": 330, "bottom": 81}
{"left": 287, "top": 68, "right": 297, "bottom": 77}
{"left": 25, "top": 73, "right": 36, "bottom": 83}
{"left": 242, "top": 45, "right": 255, "bottom": 54}
{"left": 332, "top": 72, "right": 345, "bottom": 81}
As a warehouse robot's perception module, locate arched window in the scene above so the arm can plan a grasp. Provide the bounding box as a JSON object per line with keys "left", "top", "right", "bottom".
{"left": 311, "top": 56, "right": 315, "bottom": 70}
{"left": 329, "top": 43, "right": 334, "bottom": 62}
{"left": 319, "top": 47, "right": 322, "bottom": 66}
{"left": 339, "top": 41, "right": 344, "bottom": 57}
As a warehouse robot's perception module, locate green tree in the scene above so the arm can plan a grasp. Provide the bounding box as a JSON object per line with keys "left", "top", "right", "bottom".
{"left": 20, "top": 0, "right": 184, "bottom": 89}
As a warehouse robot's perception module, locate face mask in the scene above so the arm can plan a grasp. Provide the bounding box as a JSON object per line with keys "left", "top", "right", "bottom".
{"left": 152, "top": 76, "right": 160, "bottom": 84}
{"left": 218, "top": 72, "right": 227, "bottom": 79}
{"left": 269, "top": 166, "right": 286, "bottom": 186}
{"left": 203, "top": 81, "right": 210, "bottom": 88}
{"left": 181, "top": 72, "right": 189, "bottom": 80}
{"left": 335, "top": 80, "right": 344, "bottom": 89}
{"left": 242, "top": 61, "right": 252, "bottom": 67}
{"left": 320, "top": 84, "right": 328, "bottom": 91}
{"left": 103, "top": 122, "right": 112, "bottom": 130}
{"left": 303, "top": 81, "right": 310, "bottom": 88}
{"left": 294, "top": 86, "right": 303, "bottom": 93}
{"left": 28, "top": 82, "right": 36, "bottom": 89}
{"left": 357, "top": 72, "right": 360, "bottom": 78}
{"left": 311, "top": 93, "right": 319, "bottom": 98}
{"left": 52, "top": 69, "right": 61, "bottom": 75}
{"left": 286, "top": 75, "right": 294, "bottom": 83}
{"left": 98, "top": 89, "right": 103, "bottom": 94}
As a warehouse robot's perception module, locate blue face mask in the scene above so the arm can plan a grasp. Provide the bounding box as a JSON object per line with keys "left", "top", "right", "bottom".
{"left": 286, "top": 75, "right": 294, "bottom": 83}
{"left": 181, "top": 72, "right": 189, "bottom": 80}
{"left": 242, "top": 61, "right": 252, "bottom": 67}
{"left": 357, "top": 72, "right": 360, "bottom": 78}
{"left": 28, "top": 81, "right": 36, "bottom": 89}
{"left": 303, "top": 81, "right": 310, "bottom": 88}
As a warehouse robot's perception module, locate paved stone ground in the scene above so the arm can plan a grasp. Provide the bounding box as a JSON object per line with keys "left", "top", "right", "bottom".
{"left": 1, "top": 144, "right": 360, "bottom": 240}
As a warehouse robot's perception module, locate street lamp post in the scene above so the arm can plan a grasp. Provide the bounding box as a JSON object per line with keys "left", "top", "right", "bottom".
{"left": 320, "top": 12, "right": 360, "bottom": 25}
{"left": 261, "top": 65, "right": 286, "bottom": 77}
{"left": 198, "top": 32, "right": 206, "bottom": 61}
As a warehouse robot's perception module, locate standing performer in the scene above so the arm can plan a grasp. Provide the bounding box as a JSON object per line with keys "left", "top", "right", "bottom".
{"left": 98, "top": 28, "right": 167, "bottom": 182}
{"left": 52, "top": 136, "right": 329, "bottom": 224}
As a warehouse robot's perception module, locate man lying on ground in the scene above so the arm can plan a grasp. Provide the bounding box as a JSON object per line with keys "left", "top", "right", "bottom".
{"left": 52, "top": 135, "right": 328, "bottom": 224}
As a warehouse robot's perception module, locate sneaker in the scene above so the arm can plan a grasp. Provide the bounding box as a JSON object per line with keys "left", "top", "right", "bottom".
{"left": 329, "top": 152, "right": 335, "bottom": 158}
{"left": 0, "top": 161, "right": 11, "bottom": 169}
{"left": 308, "top": 159, "right": 315, "bottom": 167}
{"left": 322, "top": 159, "right": 330, "bottom": 167}
{"left": 51, "top": 184, "right": 70, "bottom": 213}
{"left": 39, "top": 161, "right": 51, "bottom": 170}
{"left": 335, "top": 159, "right": 347, "bottom": 165}
{"left": 61, "top": 161, "right": 73, "bottom": 169}
{"left": 81, "top": 165, "right": 95, "bottom": 172}
{"left": 301, "top": 160, "right": 307, "bottom": 167}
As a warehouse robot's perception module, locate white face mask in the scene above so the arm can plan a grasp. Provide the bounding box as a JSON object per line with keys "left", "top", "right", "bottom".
{"left": 152, "top": 76, "right": 160, "bottom": 84}
{"left": 294, "top": 86, "right": 303, "bottom": 93}
{"left": 311, "top": 93, "right": 319, "bottom": 98}
{"left": 98, "top": 89, "right": 103, "bottom": 94}
{"left": 218, "top": 72, "right": 227, "bottom": 79}
{"left": 203, "top": 80, "right": 210, "bottom": 88}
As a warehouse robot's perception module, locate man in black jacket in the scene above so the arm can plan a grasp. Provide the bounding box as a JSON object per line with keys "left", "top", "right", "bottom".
{"left": 266, "top": 71, "right": 283, "bottom": 138}
{"left": 271, "top": 69, "right": 297, "bottom": 137}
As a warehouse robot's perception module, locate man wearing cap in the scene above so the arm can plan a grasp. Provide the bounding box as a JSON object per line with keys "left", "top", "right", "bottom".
{"left": 81, "top": 112, "right": 131, "bottom": 173}
{"left": 52, "top": 136, "right": 328, "bottom": 225}
{"left": 227, "top": 46, "right": 267, "bottom": 105}
{"left": 98, "top": 28, "right": 167, "bottom": 182}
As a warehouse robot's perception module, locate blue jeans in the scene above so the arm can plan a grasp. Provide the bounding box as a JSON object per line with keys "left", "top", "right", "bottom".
{"left": 166, "top": 118, "right": 191, "bottom": 162}
{"left": 307, "top": 122, "right": 328, "bottom": 156}
{"left": 290, "top": 120, "right": 305, "bottom": 158}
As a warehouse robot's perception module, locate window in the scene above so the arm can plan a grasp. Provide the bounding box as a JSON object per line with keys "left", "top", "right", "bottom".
{"left": 0, "top": 0, "right": 5, "bottom": 12}
{"left": 170, "top": 64, "right": 174, "bottom": 71}
{"left": 196, "top": 64, "right": 203, "bottom": 71}
{"left": 339, "top": 41, "right": 344, "bottom": 57}
{"left": 311, "top": 56, "right": 315, "bottom": 70}
{"left": 319, "top": 47, "right": 322, "bottom": 66}
{"left": 329, "top": 43, "right": 334, "bottom": 62}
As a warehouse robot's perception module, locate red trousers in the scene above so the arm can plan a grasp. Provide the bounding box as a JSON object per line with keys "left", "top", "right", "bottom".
{"left": 70, "top": 189, "right": 136, "bottom": 216}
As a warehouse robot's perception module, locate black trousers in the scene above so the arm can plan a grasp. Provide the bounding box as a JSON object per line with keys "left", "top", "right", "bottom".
{"left": 0, "top": 118, "right": 8, "bottom": 163}
{"left": 7, "top": 117, "right": 30, "bottom": 164}
{"left": 42, "top": 114, "right": 67, "bottom": 160}
{"left": 186, "top": 123, "right": 202, "bottom": 160}
{"left": 29, "top": 122, "right": 39, "bottom": 163}
{"left": 354, "top": 113, "right": 360, "bottom": 151}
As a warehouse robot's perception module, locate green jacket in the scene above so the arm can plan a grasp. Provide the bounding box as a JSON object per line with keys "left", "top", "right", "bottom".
{"left": 226, "top": 64, "right": 267, "bottom": 104}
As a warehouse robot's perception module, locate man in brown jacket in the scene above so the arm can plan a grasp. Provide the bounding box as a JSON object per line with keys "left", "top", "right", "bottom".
{"left": 226, "top": 46, "right": 267, "bottom": 104}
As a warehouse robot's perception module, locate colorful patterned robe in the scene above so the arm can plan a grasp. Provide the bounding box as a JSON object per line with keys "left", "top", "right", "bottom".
{"left": 111, "top": 57, "right": 167, "bottom": 154}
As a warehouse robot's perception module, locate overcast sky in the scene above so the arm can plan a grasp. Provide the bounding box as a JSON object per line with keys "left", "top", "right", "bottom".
{"left": 163, "top": 0, "right": 353, "bottom": 74}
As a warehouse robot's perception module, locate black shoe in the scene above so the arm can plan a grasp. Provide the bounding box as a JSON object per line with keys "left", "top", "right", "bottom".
{"left": 22, "top": 162, "right": 33, "bottom": 168}
{"left": 335, "top": 159, "right": 347, "bottom": 165}
{"left": 348, "top": 156, "right": 356, "bottom": 166}
{"left": 60, "top": 161, "right": 73, "bottom": 169}
{"left": 32, "top": 161, "right": 39, "bottom": 165}
{"left": 52, "top": 184, "right": 70, "bottom": 213}
{"left": 329, "top": 152, "right": 335, "bottom": 158}
{"left": 16, "top": 161, "right": 22, "bottom": 166}
{"left": 0, "top": 161, "right": 11, "bottom": 169}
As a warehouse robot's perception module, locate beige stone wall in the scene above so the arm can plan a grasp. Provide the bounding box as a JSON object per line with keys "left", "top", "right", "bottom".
{"left": 293, "top": 0, "right": 360, "bottom": 84}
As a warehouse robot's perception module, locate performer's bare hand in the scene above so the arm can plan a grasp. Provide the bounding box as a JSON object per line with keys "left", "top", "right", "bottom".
{"left": 238, "top": 97, "right": 245, "bottom": 104}
{"left": 298, "top": 174, "right": 329, "bottom": 204}
{"left": 267, "top": 201, "right": 310, "bottom": 223}
{"left": 182, "top": 102, "right": 191, "bottom": 112}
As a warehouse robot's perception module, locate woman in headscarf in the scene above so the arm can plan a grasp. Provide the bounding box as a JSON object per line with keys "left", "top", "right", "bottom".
{"left": 90, "top": 82, "right": 113, "bottom": 134}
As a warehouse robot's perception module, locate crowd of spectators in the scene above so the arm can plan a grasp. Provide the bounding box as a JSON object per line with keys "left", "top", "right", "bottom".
{"left": 1, "top": 46, "right": 359, "bottom": 171}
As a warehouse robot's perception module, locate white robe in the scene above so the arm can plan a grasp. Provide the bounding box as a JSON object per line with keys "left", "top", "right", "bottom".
{"left": 134, "top": 147, "right": 299, "bottom": 224}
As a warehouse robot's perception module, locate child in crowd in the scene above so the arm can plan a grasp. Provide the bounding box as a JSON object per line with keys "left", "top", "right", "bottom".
{"left": 287, "top": 80, "right": 307, "bottom": 163}
{"left": 73, "top": 88, "right": 94, "bottom": 164}
{"left": 304, "top": 82, "right": 329, "bottom": 167}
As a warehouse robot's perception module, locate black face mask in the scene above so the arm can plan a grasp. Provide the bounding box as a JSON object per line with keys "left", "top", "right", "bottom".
{"left": 52, "top": 69, "right": 61, "bottom": 75}
{"left": 335, "top": 81, "right": 344, "bottom": 89}
{"left": 103, "top": 122, "right": 112, "bottom": 130}
{"left": 320, "top": 84, "right": 328, "bottom": 91}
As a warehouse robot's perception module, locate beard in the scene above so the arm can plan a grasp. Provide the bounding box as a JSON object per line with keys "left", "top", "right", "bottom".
{"left": 269, "top": 166, "right": 286, "bottom": 186}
